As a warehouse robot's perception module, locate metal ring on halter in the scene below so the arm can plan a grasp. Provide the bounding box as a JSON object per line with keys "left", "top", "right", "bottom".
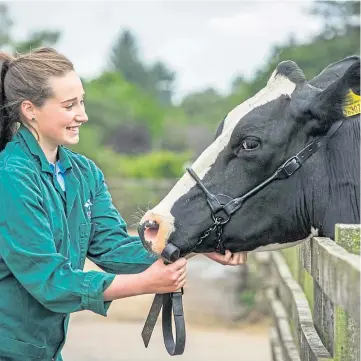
{"left": 211, "top": 212, "right": 230, "bottom": 225}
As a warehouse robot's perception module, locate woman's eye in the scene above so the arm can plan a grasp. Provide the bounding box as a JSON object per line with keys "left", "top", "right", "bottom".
{"left": 241, "top": 138, "right": 260, "bottom": 150}
{"left": 65, "top": 103, "right": 74, "bottom": 110}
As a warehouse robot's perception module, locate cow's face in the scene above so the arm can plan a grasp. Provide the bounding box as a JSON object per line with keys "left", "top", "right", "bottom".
{"left": 139, "top": 58, "right": 360, "bottom": 257}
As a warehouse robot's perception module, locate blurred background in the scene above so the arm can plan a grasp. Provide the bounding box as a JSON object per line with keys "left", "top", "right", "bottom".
{"left": 1, "top": 1, "right": 359, "bottom": 360}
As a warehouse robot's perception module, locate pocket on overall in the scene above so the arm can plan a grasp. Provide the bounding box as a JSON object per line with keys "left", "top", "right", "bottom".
{"left": 0, "top": 335, "right": 45, "bottom": 359}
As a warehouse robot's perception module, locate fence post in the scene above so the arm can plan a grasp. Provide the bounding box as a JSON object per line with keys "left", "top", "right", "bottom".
{"left": 334, "top": 224, "right": 360, "bottom": 361}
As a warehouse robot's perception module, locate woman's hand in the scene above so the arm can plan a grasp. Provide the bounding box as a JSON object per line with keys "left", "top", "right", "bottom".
{"left": 103, "top": 258, "right": 187, "bottom": 301}
{"left": 140, "top": 258, "right": 187, "bottom": 294}
{"left": 204, "top": 250, "right": 247, "bottom": 265}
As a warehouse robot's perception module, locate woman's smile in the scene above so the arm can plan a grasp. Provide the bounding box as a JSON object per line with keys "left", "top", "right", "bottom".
{"left": 66, "top": 125, "right": 80, "bottom": 134}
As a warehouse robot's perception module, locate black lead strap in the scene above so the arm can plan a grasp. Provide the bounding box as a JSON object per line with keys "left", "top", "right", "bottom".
{"left": 141, "top": 243, "right": 186, "bottom": 356}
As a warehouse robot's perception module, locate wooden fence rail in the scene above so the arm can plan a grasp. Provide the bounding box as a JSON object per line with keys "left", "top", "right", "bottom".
{"left": 266, "top": 224, "right": 360, "bottom": 361}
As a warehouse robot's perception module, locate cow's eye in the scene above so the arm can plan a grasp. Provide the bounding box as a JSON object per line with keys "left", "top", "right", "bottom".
{"left": 241, "top": 138, "right": 260, "bottom": 151}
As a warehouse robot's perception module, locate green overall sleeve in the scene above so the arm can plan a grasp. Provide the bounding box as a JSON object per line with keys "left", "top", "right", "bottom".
{"left": 86, "top": 160, "right": 158, "bottom": 274}
{"left": 0, "top": 166, "right": 116, "bottom": 316}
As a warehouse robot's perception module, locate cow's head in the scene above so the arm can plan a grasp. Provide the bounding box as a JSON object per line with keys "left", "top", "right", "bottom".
{"left": 139, "top": 56, "right": 360, "bottom": 257}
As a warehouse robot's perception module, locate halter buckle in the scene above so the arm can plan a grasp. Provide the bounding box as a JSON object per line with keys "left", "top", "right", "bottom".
{"left": 280, "top": 156, "right": 301, "bottom": 177}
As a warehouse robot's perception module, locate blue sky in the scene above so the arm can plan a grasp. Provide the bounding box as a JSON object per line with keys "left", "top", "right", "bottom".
{"left": 8, "top": 1, "right": 323, "bottom": 101}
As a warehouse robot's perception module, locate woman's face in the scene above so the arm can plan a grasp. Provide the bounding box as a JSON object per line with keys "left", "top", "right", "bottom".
{"left": 31, "top": 71, "right": 88, "bottom": 149}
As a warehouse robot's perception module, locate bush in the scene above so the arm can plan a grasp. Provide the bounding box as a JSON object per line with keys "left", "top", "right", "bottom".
{"left": 70, "top": 126, "right": 192, "bottom": 179}
{"left": 117, "top": 150, "right": 192, "bottom": 179}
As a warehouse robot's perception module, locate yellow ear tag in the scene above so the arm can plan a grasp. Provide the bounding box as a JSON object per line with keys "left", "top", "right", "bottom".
{"left": 343, "top": 90, "right": 360, "bottom": 117}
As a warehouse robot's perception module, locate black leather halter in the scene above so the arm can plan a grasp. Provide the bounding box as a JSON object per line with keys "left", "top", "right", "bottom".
{"left": 186, "top": 120, "right": 344, "bottom": 254}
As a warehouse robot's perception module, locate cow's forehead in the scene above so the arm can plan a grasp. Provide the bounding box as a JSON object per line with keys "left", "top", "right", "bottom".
{"left": 191, "top": 71, "right": 297, "bottom": 174}
{"left": 151, "top": 69, "right": 298, "bottom": 219}
{"left": 223, "top": 70, "right": 297, "bottom": 132}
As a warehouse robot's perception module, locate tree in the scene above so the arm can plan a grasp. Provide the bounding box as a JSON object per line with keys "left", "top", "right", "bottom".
{"left": 0, "top": 2, "right": 60, "bottom": 53}
{"left": 109, "top": 29, "right": 148, "bottom": 88}
{"left": 109, "top": 28, "right": 176, "bottom": 104}
{"left": 82, "top": 71, "right": 167, "bottom": 152}
{"left": 230, "top": 0, "right": 360, "bottom": 98}
{"left": 13, "top": 30, "right": 60, "bottom": 54}
{"left": 311, "top": 0, "right": 360, "bottom": 39}
{"left": 148, "top": 61, "right": 175, "bottom": 105}
{"left": 0, "top": 2, "right": 12, "bottom": 48}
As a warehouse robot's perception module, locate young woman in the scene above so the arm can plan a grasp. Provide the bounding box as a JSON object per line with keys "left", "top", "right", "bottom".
{"left": 0, "top": 47, "right": 246, "bottom": 361}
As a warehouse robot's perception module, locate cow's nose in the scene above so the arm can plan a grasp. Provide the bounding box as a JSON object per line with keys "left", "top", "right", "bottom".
{"left": 138, "top": 212, "right": 171, "bottom": 255}
{"left": 139, "top": 219, "right": 159, "bottom": 248}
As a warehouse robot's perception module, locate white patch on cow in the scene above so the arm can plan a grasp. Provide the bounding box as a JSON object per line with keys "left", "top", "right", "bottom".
{"left": 147, "top": 70, "right": 297, "bottom": 231}
{"left": 251, "top": 227, "right": 319, "bottom": 252}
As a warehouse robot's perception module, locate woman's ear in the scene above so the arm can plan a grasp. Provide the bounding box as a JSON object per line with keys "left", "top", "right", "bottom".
{"left": 20, "top": 100, "right": 37, "bottom": 124}
{"left": 308, "top": 59, "right": 360, "bottom": 130}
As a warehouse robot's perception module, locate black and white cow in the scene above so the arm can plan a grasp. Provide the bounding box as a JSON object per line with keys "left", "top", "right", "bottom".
{"left": 138, "top": 56, "right": 360, "bottom": 257}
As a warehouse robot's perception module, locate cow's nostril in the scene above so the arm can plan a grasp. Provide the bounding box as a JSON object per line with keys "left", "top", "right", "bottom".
{"left": 144, "top": 220, "right": 159, "bottom": 230}
{"left": 143, "top": 220, "right": 160, "bottom": 243}
{"left": 139, "top": 214, "right": 169, "bottom": 255}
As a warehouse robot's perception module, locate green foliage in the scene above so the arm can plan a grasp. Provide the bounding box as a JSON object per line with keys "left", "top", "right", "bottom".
{"left": 238, "top": 262, "right": 262, "bottom": 311}
{"left": 179, "top": 87, "right": 241, "bottom": 130}
{"left": 71, "top": 125, "right": 192, "bottom": 179}
{"left": 70, "top": 125, "right": 126, "bottom": 177}
{"left": 0, "top": 4, "right": 59, "bottom": 52}
{"left": 107, "top": 178, "right": 175, "bottom": 225}
{"left": 180, "top": 88, "right": 222, "bottom": 122}
{"left": 116, "top": 150, "right": 192, "bottom": 179}
{"left": 240, "top": 290, "right": 256, "bottom": 308}
{"left": 0, "top": 2, "right": 59, "bottom": 53}
{"left": 13, "top": 30, "right": 61, "bottom": 54}
{"left": 234, "top": 0, "right": 360, "bottom": 97}
{"left": 109, "top": 30, "right": 148, "bottom": 89}
{"left": 0, "top": 2, "right": 12, "bottom": 48}
{"left": 148, "top": 60, "right": 175, "bottom": 105}
{"left": 311, "top": 0, "right": 360, "bottom": 38}
{"left": 246, "top": 29, "right": 360, "bottom": 96}
{"left": 83, "top": 71, "right": 166, "bottom": 146}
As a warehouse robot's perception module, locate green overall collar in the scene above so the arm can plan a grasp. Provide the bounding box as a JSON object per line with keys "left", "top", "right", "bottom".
{"left": 17, "top": 125, "right": 72, "bottom": 174}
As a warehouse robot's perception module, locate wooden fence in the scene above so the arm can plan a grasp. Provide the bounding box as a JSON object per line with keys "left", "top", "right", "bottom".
{"left": 265, "top": 224, "right": 360, "bottom": 361}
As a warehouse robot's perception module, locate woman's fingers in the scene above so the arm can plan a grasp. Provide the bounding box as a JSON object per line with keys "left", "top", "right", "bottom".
{"left": 177, "top": 279, "right": 186, "bottom": 290}
{"left": 177, "top": 269, "right": 187, "bottom": 282}
{"left": 229, "top": 252, "right": 247, "bottom": 265}
{"left": 170, "top": 258, "right": 187, "bottom": 271}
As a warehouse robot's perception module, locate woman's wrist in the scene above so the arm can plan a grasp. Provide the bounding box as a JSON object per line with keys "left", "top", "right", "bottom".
{"left": 103, "top": 272, "right": 148, "bottom": 301}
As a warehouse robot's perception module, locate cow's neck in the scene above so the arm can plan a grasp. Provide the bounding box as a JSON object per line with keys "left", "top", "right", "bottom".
{"left": 309, "top": 117, "right": 360, "bottom": 239}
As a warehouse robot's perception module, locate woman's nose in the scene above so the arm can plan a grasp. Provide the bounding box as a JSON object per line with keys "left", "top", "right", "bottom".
{"left": 75, "top": 111, "right": 88, "bottom": 123}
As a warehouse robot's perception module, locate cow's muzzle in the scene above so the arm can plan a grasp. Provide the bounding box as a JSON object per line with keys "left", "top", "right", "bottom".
{"left": 138, "top": 212, "right": 173, "bottom": 255}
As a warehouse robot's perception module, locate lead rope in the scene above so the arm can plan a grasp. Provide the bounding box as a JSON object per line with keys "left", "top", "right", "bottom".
{"left": 141, "top": 244, "right": 186, "bottom": 356}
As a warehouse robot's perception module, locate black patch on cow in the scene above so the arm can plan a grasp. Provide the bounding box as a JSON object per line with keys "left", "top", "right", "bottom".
{"left": 275, "top": 60, "right": 306, "bottom": 84}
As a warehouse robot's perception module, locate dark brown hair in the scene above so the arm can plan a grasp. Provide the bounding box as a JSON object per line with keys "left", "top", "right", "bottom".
{"left": 0, "top": 47, "right": 74, "bottom": 151}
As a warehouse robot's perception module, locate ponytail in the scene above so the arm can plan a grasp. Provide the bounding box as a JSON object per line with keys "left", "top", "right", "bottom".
{"left": 0, "top": 52, "right": 15, "bottom": 152}
{"left": 0, "top": 47, "right": 74, "bottom": 152}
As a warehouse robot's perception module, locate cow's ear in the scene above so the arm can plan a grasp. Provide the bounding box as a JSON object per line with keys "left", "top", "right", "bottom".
{"left": 308, "top": 59, "right": 360, "bottom": 130}
{"left": 214, "top": 116, "right": 226, "bottom": 139}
